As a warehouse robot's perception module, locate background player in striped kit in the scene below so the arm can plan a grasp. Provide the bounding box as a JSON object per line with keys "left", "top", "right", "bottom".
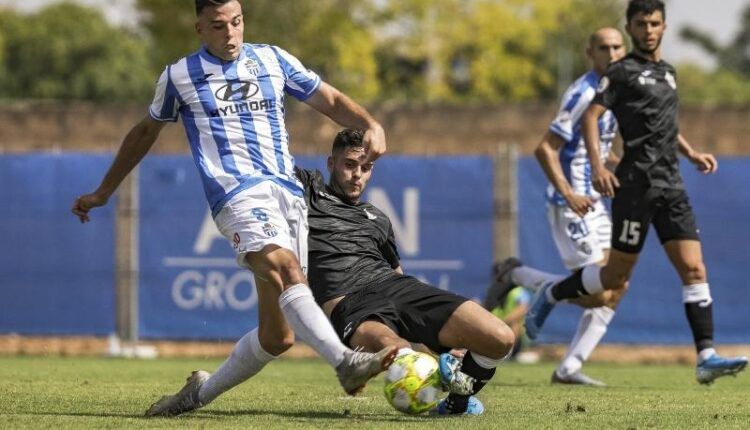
{"left": 493, "top": 28, "right": 628, "bottom": 386}
{"left": 72, "top": 0, "right": 395, "bottom": 416}
{"left": 525, "top": 0, "right": 747, "bottom": 385}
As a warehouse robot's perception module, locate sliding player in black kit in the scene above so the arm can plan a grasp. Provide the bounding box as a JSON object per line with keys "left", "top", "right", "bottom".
{"left": 295, "top": 129, "right": 515, "bottom": 415}
{"left": 525, "top": 0, "right": 747, "bottom": 384}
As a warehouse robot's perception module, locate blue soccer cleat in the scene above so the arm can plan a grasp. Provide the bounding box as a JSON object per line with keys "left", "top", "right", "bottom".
{"left": 438, "top": 353, "right": 475, "bottom": 395}
{"left": 696, "top": 353, "right": 748, "bottom": 385}
{"left": 432, "top": 395, "right": 484, "bottom": 416}
{"left": 524, "top": 281, "right": 556, "bottom": 340}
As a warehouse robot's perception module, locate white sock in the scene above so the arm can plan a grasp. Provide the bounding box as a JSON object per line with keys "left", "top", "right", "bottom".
{"left": 557, "top": 306, "right": 614, "bottom": 377}
{"left": 511, "top": 266, "right": 565, "bottom": 292}
{"left": 470, "top": 351, "right": 505, "bottom": 369}
{"left": 279, "top": 284, "right": 348, "bottom": 368}
{"left": 698, "top": 347, "right": 716, "bottom": 362}
{"left": 581, "top": 264, "right": 605, "bottom": 295}
{"left": 199, "top": 328, "right": 275, "bottom": 404}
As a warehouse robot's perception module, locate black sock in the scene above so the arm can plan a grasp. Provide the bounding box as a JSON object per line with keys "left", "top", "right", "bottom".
{"left": 551, "top": 268, "right": 588, "bottom": 301}
{"left": 685, "top": 301, "right": 714, "bottom": 353}
{"left": 443, "top": 352, "right": 496, "bottom": 414}
{"left": 462, "top": 351, "right": 496, "bottom": 395}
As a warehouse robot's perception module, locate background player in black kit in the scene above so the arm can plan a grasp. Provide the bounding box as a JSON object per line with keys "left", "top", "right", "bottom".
{"left": 525, "top": 0, "right": 747, "bottom": 385}
{"left": 295, "top": 129, "right": 515, "bottom": 415}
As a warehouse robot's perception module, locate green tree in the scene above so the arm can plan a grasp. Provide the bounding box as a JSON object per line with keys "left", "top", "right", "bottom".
{"left": 137, "top": 0, "right": 380, "bottom": 100}
{"left": 373, "top": 0, "right": 623, "bottom": 103}
{"left": 680, "top": 5, "right": 750, "bottom": 77}
{"left": 0, "top": 2, "right": 155, "bottom": 101}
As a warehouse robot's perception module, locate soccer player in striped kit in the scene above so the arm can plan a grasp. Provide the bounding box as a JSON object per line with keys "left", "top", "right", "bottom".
{"left": 494, "top": 28, "right": 628, "bottom": 386}
{"left": 72, "top": 0, "right": 396, "bottom": 416}
{"left": 525, "top": 0, "right": 747, "bottom": 384}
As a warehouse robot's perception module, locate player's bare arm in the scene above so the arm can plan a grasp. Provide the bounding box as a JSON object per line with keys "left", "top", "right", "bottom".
{"left": 305, "top": 82, "right": 386, "bottom": 164}
{"left": 534, "top": 131, "right": 594, "bottom": 218}
{"left": 72, "top": 115, "right": 166, "bottom": 223}
{"left": 678, "top": 134, "right": 718, "bottom": 174}
{"left": 582, "top": 103, "right": 619, "bottom": 197}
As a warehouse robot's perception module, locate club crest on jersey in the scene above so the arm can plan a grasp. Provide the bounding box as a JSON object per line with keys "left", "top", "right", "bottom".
{"left": 364, "top": 208, "right": 377, "bottom": 220}
{"left": 596, "top": 76, "right": 609, "bottom": 94}
{"left": 262, "top": 222, "right": 278, "bottom": 238}
{"left": 638, "top": 70, "right": 657, "bottom": 86}
{"left": 665, "top": 71, "right": 676, "bottom": 89}
{"left": 244, "top": 58, "right": 260, "bottom": 76}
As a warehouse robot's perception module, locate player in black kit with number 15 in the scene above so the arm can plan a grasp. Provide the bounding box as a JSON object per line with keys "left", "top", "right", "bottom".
{"left": 525, "top": 0, "right": 747, "bottom": 384}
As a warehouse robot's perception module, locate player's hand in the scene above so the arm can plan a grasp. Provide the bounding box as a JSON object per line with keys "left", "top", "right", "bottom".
{"left": 690, "top": 152, "right": 718, "bottom": 174}
{"left": 592, "top": 168, "right": 619, "bottom": 198}
{"left": 362, "top": 123, "right": 386, "bottom": 164}
{"left": 565, "top": 194, "right": 595, "bottom": 218}
{"left": 72, "top": 192, "right": 108, "bottom": 223}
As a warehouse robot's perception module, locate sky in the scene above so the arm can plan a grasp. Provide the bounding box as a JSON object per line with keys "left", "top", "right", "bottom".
{"left": 0, "top": 0, "right": 746, "bottom": 69}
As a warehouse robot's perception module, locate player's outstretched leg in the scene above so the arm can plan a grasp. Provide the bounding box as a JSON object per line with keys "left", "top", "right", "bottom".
{"left": 433, "top": 301, "right": 515, "bottom": 416}
{"left": 696, "top": 352, "right": 748, "bottom": 385}
{"left": 524, "top": 281, "right": 557, "bottom": 340}
{"left": 145, "top": 370, "right": 210, "bottom": 417}
{"left": 336, "top": 346, "right": 399, "bottom": 395}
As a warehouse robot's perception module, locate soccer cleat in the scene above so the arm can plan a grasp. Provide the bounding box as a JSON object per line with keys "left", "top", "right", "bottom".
{"left": 145, "top": 370, "right": 210, "bottom": 417}
{"left": 336, "top": 345, "right": 398, "bottom": 396}
{"left": 696, "top": 353, "right": 748, "bottom": 385}
{"left": 551, "top": 370, "right": 606, "bottom": 387}
{"left": 524, "top": 281, "right": 556, "bottom": 340}
{"left": 431, "top": 395, "right": 484, "bottom": 416}
{"left": 483, "top": 257, "right": 523, "bottom": 310}
{"left": 438, "top": 353, "right": 475, "bottom": 395}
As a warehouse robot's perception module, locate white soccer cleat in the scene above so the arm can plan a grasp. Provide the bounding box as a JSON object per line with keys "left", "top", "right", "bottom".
{"left": 145, "top": 370, "right": 210, "bottom": 417}
{"left": 336, "top": 346, "right": 398, "bottom": 396}
{"left": 551, "top": 370, "right": 606, "bottom": 387}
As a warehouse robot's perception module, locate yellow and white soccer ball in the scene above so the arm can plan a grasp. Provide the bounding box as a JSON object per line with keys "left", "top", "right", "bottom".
{"left": 383, "top": 351, "right": 442, "bottom": 414}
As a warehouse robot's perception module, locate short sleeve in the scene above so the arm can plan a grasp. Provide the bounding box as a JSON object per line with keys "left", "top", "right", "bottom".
{"left": 548, "top": 83, "right": 595, "bottom": 142}
{"left": 148, "top": 65, "right": 180, "bottom": 122}
{"left": 272, "top": 46, "right": 321, "bottom": 101}
{"left": 592, "top": 63, "right": 627, "bottom": 109}
{"left": 381, "top": 223, "right": 401, "bottom": 269}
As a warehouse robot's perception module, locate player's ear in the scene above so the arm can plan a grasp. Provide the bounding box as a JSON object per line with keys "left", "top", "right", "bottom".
{"left": 195, "top": 21, "right": 202, "bottom": 36}
{"left": 327, "top": 156, "right": 334, "bottom": 173}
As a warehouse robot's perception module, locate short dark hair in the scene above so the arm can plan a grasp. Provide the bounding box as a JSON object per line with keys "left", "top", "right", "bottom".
{"left": 332, "top": 129, "right": 364, "bottom": 155}
{"left": 195, "top": 0, "right": 234, "bottom": 16}
{"left": 626, "top": 0, "right": 666, "bottom": 23}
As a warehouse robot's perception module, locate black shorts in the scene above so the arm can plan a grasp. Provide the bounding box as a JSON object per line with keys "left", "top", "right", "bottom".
{"left": 329, "top": 275, "right": 468, "bottom": 353}
{"left": 611, "top": 186, "right": 700, "bottom": 253}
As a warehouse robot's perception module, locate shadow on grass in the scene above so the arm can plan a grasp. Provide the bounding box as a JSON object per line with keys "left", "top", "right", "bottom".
{"left": 199, "top": 409, "right": 439, "bottom": 422}
{"left": 14, "top": 409, "right": 439, "bottom": 423}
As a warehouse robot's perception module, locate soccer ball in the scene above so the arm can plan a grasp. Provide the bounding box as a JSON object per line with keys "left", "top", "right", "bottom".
{"left": 383, "top": 351, "right": 442, "bottom": 414}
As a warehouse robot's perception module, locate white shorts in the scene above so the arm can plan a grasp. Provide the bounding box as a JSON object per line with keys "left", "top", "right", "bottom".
{"left": 214, "top": 181, "right": 308, "bottom": 272}
{"left": 547, "top": 200, "right": 611, "bottom": 270}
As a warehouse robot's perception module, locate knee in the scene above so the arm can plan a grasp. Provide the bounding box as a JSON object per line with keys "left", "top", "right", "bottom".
{"left": 601, "top": 267, "right": 630, "bottom": 291}
{"left": 258, "top": 330, "right": 295, "bottom": 356}
{"left": 489, "top": 323, "right": 516, "bottom": 359}
{"left": 681, "top": 261, "right": 706, "bottom": 284}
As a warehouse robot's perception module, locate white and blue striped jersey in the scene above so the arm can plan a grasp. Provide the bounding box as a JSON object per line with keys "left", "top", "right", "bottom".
{"left": 547, "top": 70, "right": 618, "bottom": 206}
{"left": 149, "top": 44, "right": 321, "bottom": 216}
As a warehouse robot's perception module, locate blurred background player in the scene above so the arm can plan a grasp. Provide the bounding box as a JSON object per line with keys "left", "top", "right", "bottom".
{"left": 72, "top": 0, "right": 396, "bottom": 417}
{"left": 491, "top": 28, "right": 628, "bottom": 386}
{"left": 483, "top": 263, "right": 536, "bottom": 363}
{"left": 525, "top": 0, "right": 748, "bottom": 384}
{"left": 296, "top": 129, "right": 517, "bottom": 416}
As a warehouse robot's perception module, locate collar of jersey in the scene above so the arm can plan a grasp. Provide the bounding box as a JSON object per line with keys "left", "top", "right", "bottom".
{"left": 198, "top": 44, "right": 247, "bottom": 66}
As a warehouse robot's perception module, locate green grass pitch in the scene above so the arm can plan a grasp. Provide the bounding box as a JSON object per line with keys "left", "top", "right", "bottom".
{"left": 0, "top": 356, "right": 747, "bottom": 429}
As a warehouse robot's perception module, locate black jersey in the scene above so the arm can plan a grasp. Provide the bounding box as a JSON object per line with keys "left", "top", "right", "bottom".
{"left": 593, "top": 53, "right": 683, "bottom": 189}
{"left": 295, "top": 167, "right": 401, "bottom": 304}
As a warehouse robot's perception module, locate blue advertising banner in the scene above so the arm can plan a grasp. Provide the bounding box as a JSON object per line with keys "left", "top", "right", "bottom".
{"left": 518, "top": 157, "right": 750, "bottom": 344}
{"left": 138, "top": 155, "right": 494, "bottom": 340}
{"left": 0, "top": 154, "right": 116, "bottom": 335}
